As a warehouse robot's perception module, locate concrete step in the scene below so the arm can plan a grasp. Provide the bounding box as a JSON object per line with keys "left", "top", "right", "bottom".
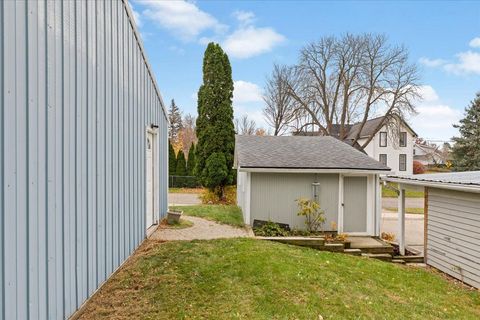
{"left": 343, "top": 248, "right": 362, "bottom": 256}
{"left": 362, "top": 253, "right": 393, "bottom": 262}
{"left": 394, "top": 255, "right": 424, "bottom": 263}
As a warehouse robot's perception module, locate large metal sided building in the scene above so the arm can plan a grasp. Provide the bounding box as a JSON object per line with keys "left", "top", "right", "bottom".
{"left": 0, "top": 0, "right": 168, "bottom": 319}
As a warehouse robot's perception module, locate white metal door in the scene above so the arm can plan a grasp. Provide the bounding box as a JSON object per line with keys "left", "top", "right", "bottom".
{"left": 146, "top": 132, "right": 154, "bottom": 228}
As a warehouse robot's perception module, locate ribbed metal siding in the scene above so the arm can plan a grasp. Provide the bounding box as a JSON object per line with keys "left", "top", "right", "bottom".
{"left": 0, "top": 1, "right": 168, "bottom": 319}
{"left": 427, "top": 188, "right": 480, "bottom": 288}
{"left": 250, "top": 173, "right": 339, "bottom": 229}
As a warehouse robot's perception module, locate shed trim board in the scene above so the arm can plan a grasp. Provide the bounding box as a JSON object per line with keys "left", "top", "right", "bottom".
{"left": 382, "top": 173, "right": 480, "bottom": 289}
{"left": 0, "top": 1, "right": 168, "bottom": 319}
{"left": 240, "top": 167, "right": 390, "bottom": 174}
{"left": 238, "top": 169, "right": 381, "bottom": 236}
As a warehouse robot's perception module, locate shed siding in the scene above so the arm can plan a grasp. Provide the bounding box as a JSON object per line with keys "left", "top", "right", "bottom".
{"left": 250, "top": 173, "right": 339, "bottom": 229}
{"left": 427, "top": 188, "right": 480, "bottom": 288}
{"left": 0, "top": 1, "right": 168, "bottom": 319}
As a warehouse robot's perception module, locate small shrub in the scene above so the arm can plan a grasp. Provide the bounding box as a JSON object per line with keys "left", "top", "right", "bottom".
{"left": 381, "top": 232, "right": 396, "bottom": 242}
{"left": 336, "top": 233, "right": 348, "bottom": 242}
{"left": 254, "top": 221, "right": 288, "bottom": 237}
{"left": 413, "top": 161, "right": 425, "bottom": 174}
{"left": 295, "top": 198, "right": 325, "bottom": 232}
{"left": 200, "top": 186, "right": 236, "bottom": 205}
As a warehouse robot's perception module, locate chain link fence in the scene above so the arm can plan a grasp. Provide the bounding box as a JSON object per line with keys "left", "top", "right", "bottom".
{"left": 169, "top": 175, "right": 201, "bottom": 188}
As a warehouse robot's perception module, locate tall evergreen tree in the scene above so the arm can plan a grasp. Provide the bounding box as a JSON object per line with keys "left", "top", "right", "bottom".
{"left": 175, "top": 150, "right": 187, "bottom": 176}
{"left": 451, "top": 92, "right": 480, "bottom": 171}
{"left": 195, "top": 43, "right": 235, "bottom": 198}
{"left": 168, "top": 141, "right": 177, "bottom": 175}
{"left": 168, "top": 99, "right": 183, "bottom": 141}
{"left": 187, "top": 143, "right": 196, "bottom": 176}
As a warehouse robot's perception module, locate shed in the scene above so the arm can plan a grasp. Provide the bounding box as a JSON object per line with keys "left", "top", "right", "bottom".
{"left": 0, "top": 1, "right": 168, "bottom": 319}
{"left": 235, "top": 135, "right": 390, "bottom": 235}
{"left": 383, "top": 172, "right": 480, "bottom": 288}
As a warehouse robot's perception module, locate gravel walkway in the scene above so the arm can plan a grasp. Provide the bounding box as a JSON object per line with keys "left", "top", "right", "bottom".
{"left": 150, "top": 215, "right": 253, "bottom": 241}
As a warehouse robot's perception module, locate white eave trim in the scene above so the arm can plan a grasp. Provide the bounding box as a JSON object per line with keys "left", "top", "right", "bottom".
{"left": 382, "top": 177, "right": 480, "bottom": 194}
{"left": 238, "top": 167, "right": 391, "bottom": 174}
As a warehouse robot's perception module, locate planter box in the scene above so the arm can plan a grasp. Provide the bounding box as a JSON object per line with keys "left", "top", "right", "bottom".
{"left": 167, "top": 210, "right": 183, "bottom": 224}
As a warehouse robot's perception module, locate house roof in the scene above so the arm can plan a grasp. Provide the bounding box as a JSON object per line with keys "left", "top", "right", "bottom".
{"left": 346, "top": 116, "right": 418, "bottom": 140}
{"left": 235, "top": 135, "right": 390, "bottom": 172}
{"left": 383, "top": 171, "right": 480, "bottom": 193}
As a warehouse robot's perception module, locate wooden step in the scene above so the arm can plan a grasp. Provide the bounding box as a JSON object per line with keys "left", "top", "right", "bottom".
{"left": 394, "top": 255, "right": 424, "bottom": 263}
{"left": 392, "top": 259, "right": 406, "bottom": 264}
{"left": 343, "top": 248, "right": 362, "bottom": 256}
{"left": 323, "top": 243, "right": 345, "bottom": 252}
{"left": 363, "top": 253, "right": 393, "bottom": 262}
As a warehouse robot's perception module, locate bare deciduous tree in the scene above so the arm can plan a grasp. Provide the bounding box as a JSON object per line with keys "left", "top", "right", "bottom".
{"left": 263, "top": 64, "right": 298, "bottom": 135}
{"left": 235, "top": 115, "right": 257, "bottom": 135}
{"left": 283, "top": 33, "right": 420, "bottom": 150}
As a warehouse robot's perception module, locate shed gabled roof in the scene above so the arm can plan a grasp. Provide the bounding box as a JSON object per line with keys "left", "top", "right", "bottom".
{"left": 235, "top": 135, "right": 390, "bottom": 172}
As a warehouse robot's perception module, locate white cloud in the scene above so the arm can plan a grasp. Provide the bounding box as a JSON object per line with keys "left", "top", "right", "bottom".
{"left": 419, "top": 57, "right": 447, "bottom": 68}
{"left": 410, "top": 86, "right": 461, "bottom": 141}
{"left": 233, "top": 81, "right": 263, "bottom": 104}
{"left": 469, "top": 37, "right": 480, "bottom": 48}
{"left": 233, "top": 10, "right": 255, "bottom": 26}
{"left": 131, "top": 8, "right": 143, "bottom": 28}
{"left": 444, "top": 51, "right": 480, "bottom": 75}
{"left": 416, "top": 85, "right": 439, "bottom": 103}
{"left": 223, "top": 26, "right": 285, "bottom": 59}
{"left": 420, "top": 37, "right": 480, "bottom": 75}
{"left": 137, "top": 0, "right": 227, "bottom": 41}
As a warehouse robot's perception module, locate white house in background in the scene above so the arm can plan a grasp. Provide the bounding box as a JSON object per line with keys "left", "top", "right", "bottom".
{"left": 295, "top": 116, "right": 417, "bottom": 175}
{"left": 344, "top": 116, "right": 417, "bottom": 175}
{"left": 413, "top": 142, "right": 446, "bottom": 166}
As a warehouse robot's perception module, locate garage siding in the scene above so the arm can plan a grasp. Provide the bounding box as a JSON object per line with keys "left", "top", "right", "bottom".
{"left": 250, "top": 173, "right": 339, "bottom": 230}
{"left": 0, "top": 1, "right": 168, "bottom": 319}
{"left": 427, "top": 188, "right": 480, "bottom": 288}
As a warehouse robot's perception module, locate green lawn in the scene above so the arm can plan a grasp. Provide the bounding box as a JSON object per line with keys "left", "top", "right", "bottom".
{"left": 171, "top": 205, "right": 244, "bottom": 227}
{"left": 384, "top": 207, "right": 424, "bottom": 214}
{"left": 78, "top": 239, "right": 480, "bottom": 319}
{"left": 382, "top": 183, "right": 424, "bottom": 198}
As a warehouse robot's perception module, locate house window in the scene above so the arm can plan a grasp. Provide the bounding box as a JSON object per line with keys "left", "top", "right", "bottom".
{"left": 379, "top": 154, "right": 387, "bottom": 166}
{"left": 399, "top": 132, "right": 407, "bottom": 147}
{"left": 379, "top": 132, "right": 387, "bottom": 147}
{"left": 399, "top": 154, "right": 407, "bottom": 171}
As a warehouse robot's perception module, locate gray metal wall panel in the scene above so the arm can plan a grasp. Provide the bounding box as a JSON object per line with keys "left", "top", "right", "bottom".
{"left": 250, "top": 173, "right": 339, "bottom": 230}
{"left": 427, "top": 188, "right": 480, "bottom": 289}
{"left": 0, "top": 0, "right": 168, "bottom": 318}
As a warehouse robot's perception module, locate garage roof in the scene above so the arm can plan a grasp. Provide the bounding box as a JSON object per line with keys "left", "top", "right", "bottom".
{"left": 234, "top": 135, "right": 390, "bottom": 172}
{"left": 384, "top": 171, "right": 480, "bottom": 193}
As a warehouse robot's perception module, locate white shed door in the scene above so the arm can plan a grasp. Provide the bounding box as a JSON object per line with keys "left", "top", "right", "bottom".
{"left": 343, "top": 176, "right": 367, "bottom": 233}
{"left": 146, "top": 132, "right": 154, "bottom": 228}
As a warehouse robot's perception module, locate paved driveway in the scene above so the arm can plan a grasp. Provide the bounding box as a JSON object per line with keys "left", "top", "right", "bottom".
{"left": 168, "top": 192, "right": 201, "bottom": 206}
{"left": 381, "top": 212, "right": 424, "bottom": 252}
{"left": 382, "top": 197, "right": 424, "bottom": 209}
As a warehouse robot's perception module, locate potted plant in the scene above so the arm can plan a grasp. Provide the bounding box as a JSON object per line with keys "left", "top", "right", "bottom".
{"left": 167, "top": 209, "right": 183, "bottom": 224}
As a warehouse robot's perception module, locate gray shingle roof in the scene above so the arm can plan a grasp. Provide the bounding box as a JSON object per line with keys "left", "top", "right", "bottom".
{"left": 387, "top": 171, "right": 480, "bottom": 187}
{"left": 235, "top": 135, "right": 390, "bottom": 171}
{"left": 346, "top": 116, "right": 386, "bottom": 140}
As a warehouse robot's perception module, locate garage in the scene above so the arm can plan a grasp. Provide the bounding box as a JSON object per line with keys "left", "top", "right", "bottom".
{"left": 384, "top": 172, "right": 480, "bottom": 288}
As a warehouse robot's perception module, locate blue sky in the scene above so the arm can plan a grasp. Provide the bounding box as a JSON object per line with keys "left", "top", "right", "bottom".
{"left": 130, "top": 0, "right": 480, "bottom": 142}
